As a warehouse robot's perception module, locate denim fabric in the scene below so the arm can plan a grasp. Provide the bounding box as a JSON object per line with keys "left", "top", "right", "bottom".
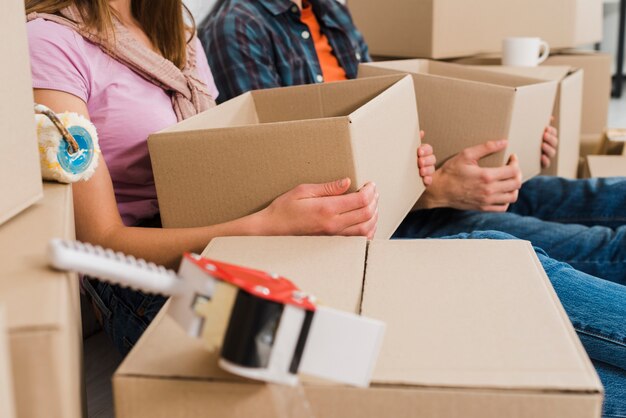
{"left": 441, "top": 231, "right": 626, "bottom": 417}
{"left": 395, "top": 176, "right": 626, "bottom": 285}
{"left": 594, "top": 360, "right": 626, "bottom": 418}
{"left": 83, "top": 278, "right": 166, "bottom": 356}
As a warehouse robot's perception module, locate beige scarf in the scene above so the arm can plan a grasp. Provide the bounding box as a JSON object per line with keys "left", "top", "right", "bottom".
{"left": 27, "top": 6, "right": 215, "bottom": 121}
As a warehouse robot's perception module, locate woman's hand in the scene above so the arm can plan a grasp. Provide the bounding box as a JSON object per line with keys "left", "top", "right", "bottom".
{"left": 418, "top": 140, "right": 522, "bottom": 212}
{"left": 541, "top": 123, "right": 558, "bottom": 169}
{"left": 418, "top": 131, "right": 436, "bottom": 186}
{"left": 257, "top": 178, "right": 379, "bottom": 238}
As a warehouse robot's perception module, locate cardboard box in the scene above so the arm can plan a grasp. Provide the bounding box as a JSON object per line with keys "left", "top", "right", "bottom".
{"left": 0, "top": 183, "right": 82, "bottom": 418}
{"left": 149, "top": 75, "right": 423, "bottom": 239}
{"left": 453, "top": 51, "right": 612, "bottom": 157}
{"left": 545, "top": 51, "right": 612, "bottom": 145}
{"left": 0, "top": 306, "right": 16, "bottom": 418}
{"left": 586, "top": 155, "right": 626, "bottom": 178}
{"left": 350, "top": 0, "right": 602, "bottom": 59}
{"left": 443, "top": 61, "right": 583, "bottom": 178}
{"left": 358, "top": 60, "right": 558, "bottom": 180}
{"left": 114, "top": 237, "right": 603, "bottom": 418}
{"left": 0, "top": 0, "right": 43, "bottom": 226}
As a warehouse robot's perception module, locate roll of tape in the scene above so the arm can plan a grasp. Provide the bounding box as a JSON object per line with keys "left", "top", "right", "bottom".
{"left": 35, "top": 104, "right": 100, "bottom": 183}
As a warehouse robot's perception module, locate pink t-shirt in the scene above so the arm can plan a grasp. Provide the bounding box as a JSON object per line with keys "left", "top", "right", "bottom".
{"left": 27, "top": 18, "right": 219, "bottom": 226}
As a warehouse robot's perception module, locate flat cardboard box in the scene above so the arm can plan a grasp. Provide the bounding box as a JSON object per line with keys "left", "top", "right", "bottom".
{"left": 114, "top": 237, "right": 603, "bottom": 418}
{"left": 149, "top": 75, "right": 423, "bottom": 239}
{"left": 350, "top": 0, "right": 602, "bottom": 59}
{"left": 358, "top": 60, "right": 558, "bottom": 180}
{"left": 445, "top": 62, "right": 583, "bottom": 178}
{"left": 0, "top": 306, "right": 16, "bottom": 418}
{"left": 0, "top": 0, "right": 43, "bottom": 225}
{"left": 0, "top": 183, "right": 82, "bottom": 418}
{"left": 586, "top": 155, "right": 626, "bottom": 178}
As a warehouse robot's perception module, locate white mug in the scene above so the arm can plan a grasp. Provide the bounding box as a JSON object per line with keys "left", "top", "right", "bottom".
{"left": 502, "top": 37, "right": 550, "bottom": 67}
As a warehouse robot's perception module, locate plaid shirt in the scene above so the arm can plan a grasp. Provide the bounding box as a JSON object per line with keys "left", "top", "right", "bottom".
{"left": 199, "top": 0, "right": 371, "bottom": 103}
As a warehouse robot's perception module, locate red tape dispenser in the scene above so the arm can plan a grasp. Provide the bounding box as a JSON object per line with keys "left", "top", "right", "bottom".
{"left": 48, "top": 239, "right": 385, "bottom": 387}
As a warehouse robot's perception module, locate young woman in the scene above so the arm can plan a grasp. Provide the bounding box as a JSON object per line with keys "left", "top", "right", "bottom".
{"left": 25, "top": 0, "right": 436, "bottom": 355}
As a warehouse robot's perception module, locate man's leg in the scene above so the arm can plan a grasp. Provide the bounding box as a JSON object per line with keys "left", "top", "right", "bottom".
{"left": 395, "top": 209, "right": 626, "bottom": 285}
{"left": 593, "top": 360, "right": 626, "bottom": 418}
{"left": 509, "top": 176, "right": 626, "bottom": 228}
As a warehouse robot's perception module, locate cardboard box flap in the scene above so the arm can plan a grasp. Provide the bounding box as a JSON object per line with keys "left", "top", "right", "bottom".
{"left": 466, "top": 65, "right": 574, "bottom": 82}
{"left": 0, "top": 183, "right": 75, "bottom": 331}
{"left": 118, "top": 236, "right": 368, "bottom": 380}
{"left": 362, "top": 240, "right": 601, "bottom": 392}
{"left": 347, "top": 76, "right": 424, "bottom": 237}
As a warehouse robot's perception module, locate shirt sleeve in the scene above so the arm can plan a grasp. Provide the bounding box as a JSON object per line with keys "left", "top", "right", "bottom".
{"left": 193, "top": 37, "right": 220, "bottom": 101}
{"left": 26, "top": 18, "right": 91, "bottom": 102}
{"left": 199, "top": 12, "right": 281, "bottom": 103}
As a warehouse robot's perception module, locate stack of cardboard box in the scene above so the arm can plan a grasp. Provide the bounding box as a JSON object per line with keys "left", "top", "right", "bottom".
{"left": 0, "top": 0, "right": 83, "bottom": 416}
{"left": 349, "top": 0, "right": 611, "bottom": 179}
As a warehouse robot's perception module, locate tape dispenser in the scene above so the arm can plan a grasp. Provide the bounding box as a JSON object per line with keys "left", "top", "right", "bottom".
{"left": 48, "top": 239, "right": 385, "bottom": 387}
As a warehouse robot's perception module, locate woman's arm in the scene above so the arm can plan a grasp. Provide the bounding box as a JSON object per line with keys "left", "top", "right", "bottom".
{"left": 35, "top": 89, "right": 379, "bottom": 269}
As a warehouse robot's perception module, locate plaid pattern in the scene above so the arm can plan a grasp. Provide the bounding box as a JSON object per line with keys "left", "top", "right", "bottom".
{"left": 199, "top": 0, "right": 371, "bottom": 103}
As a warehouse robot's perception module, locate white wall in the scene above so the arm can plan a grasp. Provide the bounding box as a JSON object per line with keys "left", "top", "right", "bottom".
{"left": 184, "top": 0, "right": 215, "bottom": 23}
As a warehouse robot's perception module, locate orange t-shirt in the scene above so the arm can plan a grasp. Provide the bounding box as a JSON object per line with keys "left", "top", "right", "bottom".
{"left": 300, "top": 3, "right": 348, "bottom": 82}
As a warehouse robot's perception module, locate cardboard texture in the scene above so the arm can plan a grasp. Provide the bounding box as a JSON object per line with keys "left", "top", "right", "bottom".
{"left": 149, "top": 75, "right": 423, "bottom": 239}
{"left": 0, "top": 183, "right": 82, "bottom": 418}
{"left": 350, "top": 0, "right": 602, "bottom": 59}
{"left": 586, "top": 156, "right": 626, "bottom": 178}
{"left": 358, "top": 60, "right": 558, "bottom": 180}
{"left": 114, "top": 237, "right": 602, "bottom": 418}
{"left": 453, "top": 51, "right": 612, "bottom": 157}
{"left": 445, "top": 61, "right": 583, "bottom": 178}
{"left": 0, "top": 0, "right": 43, "bottom": 226}
{"left": 0, "top": 306, "right": 16, "bottom": 418}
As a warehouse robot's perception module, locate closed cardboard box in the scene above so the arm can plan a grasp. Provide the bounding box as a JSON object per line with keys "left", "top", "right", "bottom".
{"left": 0, "top": 183, "right": 82, "bottom": 418}
{"left": 358, "top": 60, "right": 558, "bottom": 180}
{"left": 0, "top": 306, "right": 16, "bottom": 418}
{"left": 0, "top": 0, "right": 43, "bottom": 225}
{"left": 446, "top": 61, "right": 583, "bottom": 178}
{"left": 114, "top": 237, "right": 603, "bottom": 418}
{"left": 149, "top": 75, "right": 424, "bottom": 239}
{"left": 586, "top": 156, "right": 626, "bottom": 178}
{"left": 350, "top": 0, "right": 602, "bottom": 59}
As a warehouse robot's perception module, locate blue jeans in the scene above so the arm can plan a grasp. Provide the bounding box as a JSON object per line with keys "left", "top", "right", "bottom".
{"left": 395, "top": 176, "right": 626, "bottom": 285}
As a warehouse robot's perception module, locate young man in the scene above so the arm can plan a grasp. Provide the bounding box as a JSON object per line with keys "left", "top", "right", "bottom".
{"left": 199, "top": 1, "right": 625, "bottom": 415}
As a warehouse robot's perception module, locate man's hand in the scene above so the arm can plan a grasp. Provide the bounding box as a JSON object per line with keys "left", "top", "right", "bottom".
{"left": 417, "top": 131, "right": 436, "bottom": 186}
{"left": 541, "top": 123, "right": 558, "bottom": 169}
{"left": 418, "top": 140, "right": 523, "bottom": 212}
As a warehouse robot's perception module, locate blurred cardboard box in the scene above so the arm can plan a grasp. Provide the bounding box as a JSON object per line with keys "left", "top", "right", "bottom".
{"left": 445, "top": 60, "right": 583, "bottom": 178}
{"left": 114, "top": 237, "right": 603, "bottom": 418}
{"left": 358, "top": 60, "right": 558, "bottom": 180}
{"left": 586, "top": 155, "right": 626, "bottom": 178}
{"left": 597, "top": 128, "right": 626, "bottom": 156}
{"left": 350, "top": 0, "right": 602, "bottom": 59}
{"left": 149, "top": 75, "right": 423, "bottom": 239}
{"left": 0, "top": 183, "right": 82, "bottom": 418}
{"left": 0, "top": 306, "right": 16, "bottom": 418}
{"left": 0, "top": 0, "right": 43, "bottom": 225}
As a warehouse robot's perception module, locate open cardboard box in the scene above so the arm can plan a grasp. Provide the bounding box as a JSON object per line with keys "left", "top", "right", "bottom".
{"left": 149, "top": 75, "right": 423, "bottom": 239}
{"left": 350, "top": 0, "right": 602, "bottom": 59}
{"left": 358, "top": 60, "right": 558, "bottom": 181}
{"left": 114, "top": 236, "right": 603, "bottom": 418}
{"left": 0, "top": 183, "right": 82, "bottom": 418}
{"left": 446, "top": 60, "right": 583, "bottom": 178}
{"left": 586, "top": 155, "right": 626, "bottom": 178}
{"left": 0, "top": 0, "right": 43, "bottom": 226}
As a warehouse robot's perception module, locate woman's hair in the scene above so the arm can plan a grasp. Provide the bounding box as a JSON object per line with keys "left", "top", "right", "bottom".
{"left": 25, "top": 0, "right": 195, "bottom": 69}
